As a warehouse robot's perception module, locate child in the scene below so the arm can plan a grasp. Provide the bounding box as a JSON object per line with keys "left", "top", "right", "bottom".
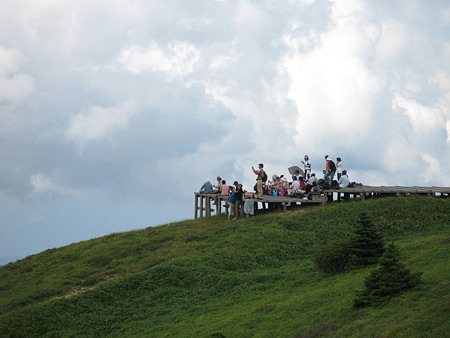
{"left": 227, "top": 187, "right": 237, "bottom": 220}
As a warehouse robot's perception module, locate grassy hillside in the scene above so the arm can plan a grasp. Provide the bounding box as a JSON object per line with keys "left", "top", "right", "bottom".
{"left": 0, "top": 196, "right": 449, "bottom": 337}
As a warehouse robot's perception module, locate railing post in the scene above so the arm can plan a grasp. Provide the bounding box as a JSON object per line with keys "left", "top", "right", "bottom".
{"left": 194, "top": 193, "right": 199, "bottom": 219}
{"left": 206, "top": 195, "right": 211, "bottom": 216}
{"left": 216, "top": 196, "right": 221, "bottom": 215}
{"left": 199, "top": 195, "right": 204, "bottom": 218}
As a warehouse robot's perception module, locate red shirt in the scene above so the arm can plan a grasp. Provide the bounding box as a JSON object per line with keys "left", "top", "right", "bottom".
{"left": 300, "top": 181, "right": 306, "bottom": 190}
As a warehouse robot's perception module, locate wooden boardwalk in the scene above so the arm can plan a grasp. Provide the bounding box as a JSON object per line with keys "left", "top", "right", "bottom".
{"left": 327, "top": 185, "right": 450, "bottom": 201}
{"left": 194, "top": 186, "right": 450, "bottom": 219}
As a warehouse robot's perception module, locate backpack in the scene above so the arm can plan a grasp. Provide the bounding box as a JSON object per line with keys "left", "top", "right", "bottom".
{"left": 331, "top": 180, "right": 340, "bottom": 189}
{"left": 262, "top": 171, "right": 268, "bottom": 182}
{"left": 329, "top": 160, "right": 336, "bottom": 172}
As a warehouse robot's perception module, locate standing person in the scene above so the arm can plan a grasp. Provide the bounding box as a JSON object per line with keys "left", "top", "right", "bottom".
{"left": 227, "top": 186, "right": 237, "bottom": 220}
{"left": 234, "top": 183, "right": 243, "bottom": 218}
{"left": 199, "top": 179, "right": 213, "bottom": 194}
{"left": 301, "top": 155, "right": 312, "bottom": 180}
{"left": 324, "top": 156, "right": 336, "bottom": 188}
{"left": 252, "top": 163, "right": 265, "bottom": 199}
{"left": 336, "top": 157, "right": 343, "bottom": 180}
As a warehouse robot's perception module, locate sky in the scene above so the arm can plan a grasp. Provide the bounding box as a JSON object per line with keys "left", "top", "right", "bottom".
{"left": 1, "top": 0, "right": 449, "bottom": 264}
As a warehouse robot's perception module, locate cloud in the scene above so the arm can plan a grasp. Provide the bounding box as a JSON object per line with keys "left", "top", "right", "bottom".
{"left": 30, "top": 173, "right": 81, "bottom": 197}
{"left": 0, "top": 46, "right": 35, "bottom": 102}
{"left": 1, "top": 0, "right": 450, "bottom": 262}
{"left": 283, "top": 1, "right": 382, "bottom": 151}
{"left": 118, "top": 42, "right": 200, "bottom": 77}
{"left": 65, "top": 102, "right": 137, "bottom": 149}
{"left": 392, "top": 95, "right": 446, "bottom": 136}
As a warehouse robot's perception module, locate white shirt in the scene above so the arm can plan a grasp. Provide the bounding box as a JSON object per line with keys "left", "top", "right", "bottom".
{"left": 308, "top": 176, "right": 318, "bottom": 185}
{"left": 303, "top": 160, "right": 311, "bottom": 172}
{"left": 336, "top": 161, "right": 343, "bottom": 174}
{"left": 292, "top": 180, "right": 300, "bottom": 190}
{"left": 338, "top": 175, "right": 349, "bottom": 188}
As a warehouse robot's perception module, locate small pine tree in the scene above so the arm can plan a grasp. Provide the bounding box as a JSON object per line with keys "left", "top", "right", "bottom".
{"left": 350, "top": 212, "right": 385, "bottom": 267}
{"left": 353, "top": 243, "right": 422, "bottom": 307}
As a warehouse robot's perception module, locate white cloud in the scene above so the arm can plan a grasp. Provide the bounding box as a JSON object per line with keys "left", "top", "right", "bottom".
{"left": 421, "top": 154, "right": 442, "bottom": 183}
{"left": 118, "top": 42, "right": 200, "bottom": 78}
{"left": 375, "top": 21, "right": 410, "bottom": 62}
{"left": 283, "top": 2, "right": 382, "bottom": 150}
{"left": 331, "top": 0, "right": 369, "bottom": 18}
{"left": 0, "top": 46, "right": 35, "bottom": 102}
{"left": 30, "top": 173, "right": 80, "bottom": 197}
{"left": 392, "top": 95, "right": 446, "bottom": 135}
{"left": 66, "top": 102, "right": 137, "bottom": 149}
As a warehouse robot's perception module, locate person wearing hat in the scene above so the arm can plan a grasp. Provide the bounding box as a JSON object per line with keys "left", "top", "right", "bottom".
{"left": 212, "top": 176, "right": 222, "bottom": 194}
{"left": 252, "top": 163, "right": 265, "bottom": 199}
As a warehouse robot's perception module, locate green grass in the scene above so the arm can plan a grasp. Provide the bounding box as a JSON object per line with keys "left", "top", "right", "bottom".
{"left": 0, "top": 196, "right": 449, "bottom": 337}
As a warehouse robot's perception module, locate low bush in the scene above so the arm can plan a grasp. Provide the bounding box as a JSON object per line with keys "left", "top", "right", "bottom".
{"left": 312, "top": 238, "right": 352, "bottom": 275}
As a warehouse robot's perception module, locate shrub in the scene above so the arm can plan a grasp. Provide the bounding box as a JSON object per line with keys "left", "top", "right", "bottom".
{"left": 313, "top": 238, "right": 353, "bottom": 275}
{"left": 354, "top": 243, "right": 422, "bottom": 308}
{"left": 350, "top": 212, "right": 385, "bottom": 267}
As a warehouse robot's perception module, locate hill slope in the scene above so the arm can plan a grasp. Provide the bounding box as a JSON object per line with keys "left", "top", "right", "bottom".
{"left": 0, "top": 196, "right": 449, "bottom": 337}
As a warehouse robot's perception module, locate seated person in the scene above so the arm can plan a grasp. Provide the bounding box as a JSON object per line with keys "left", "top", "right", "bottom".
{"left": 221, "top": 180, "right": 230, "bottom": 195}
{"left": 338, "top": 170, "right": 350, "bottom": 188}
{"left": 293, "top": 170, "right": 301, "bottom": 180}
{"left": 306, "top": 182, "right": 322, "bottom": 199}
{"left": 299, "top": 176, "right": 307, "bottom": 191}
{"left": 211, "top": 176, "right": 223, "bottom": 193}
{"left": 308, "top": 173, "right": 318, "bottom": 185}
{"left": 270, "top": 174, "right": 283, "bottom": 193}
{"left": 199, "top": 179, "right": 213, "bottom": 194}
{"left": 288, "top": 176, "right": 305, "bottom": 196}
{"left": 291, "top": 176, "right": 300, "bottom": 190}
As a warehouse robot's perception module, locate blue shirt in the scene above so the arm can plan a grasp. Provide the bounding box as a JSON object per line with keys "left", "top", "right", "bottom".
{"left": 200, "top": 181, "right": 213, "bottom": 193}
{"left": 228, "top": 192, "right": 237, "bottom": 203}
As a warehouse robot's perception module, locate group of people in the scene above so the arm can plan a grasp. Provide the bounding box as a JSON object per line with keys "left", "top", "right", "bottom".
{"left": 251, "top": 155, "right": 350, "bottom": 199}
{"left": 199, "top": 177, "right": 244, "bottom": 219}
{"left": 199, "top": 155, "right": 351, "bottom": 219}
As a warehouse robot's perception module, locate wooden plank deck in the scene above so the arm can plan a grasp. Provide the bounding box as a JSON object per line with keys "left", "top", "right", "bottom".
{"left": 325, "top": 185, "right": 450, "bottom": 201}
{"left": 194, "top": 186, "right": 450, "bottom": 219}
{"left": 194, "top": 192, "right": 325, "bottom": 219}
